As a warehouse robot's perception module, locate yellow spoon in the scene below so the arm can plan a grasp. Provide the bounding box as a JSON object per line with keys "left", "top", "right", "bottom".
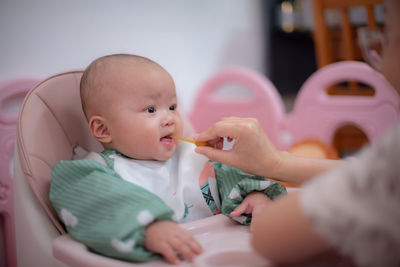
{"left": 171, "top": 136, "right": 209, "bottom": 147}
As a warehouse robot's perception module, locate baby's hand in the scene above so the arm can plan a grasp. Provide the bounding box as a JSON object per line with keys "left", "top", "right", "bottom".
{"left": 145, "top": 220, "right": 203, "bottom": 265}
{"left": 230, "top": 191, "right": 271, "bottom": 231}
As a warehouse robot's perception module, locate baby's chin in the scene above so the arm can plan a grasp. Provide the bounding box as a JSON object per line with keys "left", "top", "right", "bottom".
{"left": 106, "top": 144, "right": 176, "bottom": 161}
{"left": 153, "top": 150, "right": 176, "bottom": 161}
{"left": 126, "top": 153, "right": 175, "bottom": 161}
{"left": 131, "top": 148, "right": 176, "bottom": 161}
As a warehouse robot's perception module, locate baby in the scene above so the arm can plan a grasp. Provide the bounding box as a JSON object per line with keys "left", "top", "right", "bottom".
{"left": 49, "top": 54, "right": 285, "bottom": 264}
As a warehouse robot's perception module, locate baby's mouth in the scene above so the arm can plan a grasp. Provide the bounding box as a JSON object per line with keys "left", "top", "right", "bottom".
{"left": 160, "top": 135, "right": 174, "bottom": 145}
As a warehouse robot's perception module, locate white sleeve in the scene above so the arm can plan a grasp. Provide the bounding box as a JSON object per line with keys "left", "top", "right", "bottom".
{"left": 300, "top": 123, "right": 400, "bottom": 267}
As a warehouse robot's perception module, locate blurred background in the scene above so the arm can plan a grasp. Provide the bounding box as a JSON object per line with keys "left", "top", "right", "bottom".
{"left": 0, "top": 0, "right": 384, "bottom": 113}
{"left": 0, "top": 0, "right": 265, "bottom": 114}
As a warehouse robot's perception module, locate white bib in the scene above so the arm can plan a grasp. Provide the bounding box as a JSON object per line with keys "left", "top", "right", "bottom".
{"left": 108, "top": 142, "right": 214, "bottom": 222}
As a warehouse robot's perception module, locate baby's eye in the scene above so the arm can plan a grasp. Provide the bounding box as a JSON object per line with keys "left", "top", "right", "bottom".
{"left": 169, "top": 104, "right": 176, "bottom": 111}
{"left": 146, "top": 106, "right": 155, "bottom": 113}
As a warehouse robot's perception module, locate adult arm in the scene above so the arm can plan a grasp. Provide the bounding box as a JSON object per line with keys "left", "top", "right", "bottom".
{"left": 195, "top": 117, "right": 341, "bottom": 185}
{"left": 253, "top": 123, "right": 400, "bottom": 266}
{"left": 251, "top": 191, "right": 334, "bottom": 264}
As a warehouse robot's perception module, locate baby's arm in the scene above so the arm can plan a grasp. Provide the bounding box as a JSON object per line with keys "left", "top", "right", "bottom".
{"left": 50, "top": 159, "right": 200, "bottom": 263}
{"left": 211, "top": 161, "right": 286, "bottom": 225}
{"left": 145, "top": 221, "right": 203, "bottom": 265}
{"left": 230, "top": 192, "right": 271, "bottom": 231}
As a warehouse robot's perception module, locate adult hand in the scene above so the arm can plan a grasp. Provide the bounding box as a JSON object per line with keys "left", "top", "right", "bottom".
{"left": 194, "top": 117, "right": 283, "bottom": 178}
{"left": 230, "top": 191, "right": 272, "bottom": 232}
{"left": 145, "top": 220, "right": 203, "bottom": 264}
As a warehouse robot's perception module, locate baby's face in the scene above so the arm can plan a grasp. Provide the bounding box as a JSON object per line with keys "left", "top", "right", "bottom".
{"left": 102, "top": 62, "right": 183, "bottom": 161}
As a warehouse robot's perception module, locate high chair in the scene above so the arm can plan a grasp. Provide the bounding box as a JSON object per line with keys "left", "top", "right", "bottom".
{"left": 0, "top": 78, "right": 40, "bottom": 267}
{"left": 13, "top": 71, "right": 266, "bottom": 267}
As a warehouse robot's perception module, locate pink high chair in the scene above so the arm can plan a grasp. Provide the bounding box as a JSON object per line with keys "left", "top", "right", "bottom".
{"left": 13, "top": 71, "right": 266, "bottom": 267}
{"left": 0, "top": 78, "right": 40, "bottom": 267}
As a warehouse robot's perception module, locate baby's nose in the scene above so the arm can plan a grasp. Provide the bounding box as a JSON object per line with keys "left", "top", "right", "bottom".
{"left": 161, "top": 113, "right": 174, "bottom": 127}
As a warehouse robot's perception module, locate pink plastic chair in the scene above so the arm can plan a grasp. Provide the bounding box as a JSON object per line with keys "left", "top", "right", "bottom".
{"left": 190, "top": 62, "right": 399, "bottom": 152}
{"left": 283, "top": 61, "right": 400, "bottom": 150}
{"left": 0, "top": 78, "right": 40, "bottom": 267}
{"left": 190, "top": 66, "right": 286, "bottom": 148}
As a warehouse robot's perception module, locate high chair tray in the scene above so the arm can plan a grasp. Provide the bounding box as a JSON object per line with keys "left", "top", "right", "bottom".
{"left": 52, "top": 213, "right": 268, "bottom": 266}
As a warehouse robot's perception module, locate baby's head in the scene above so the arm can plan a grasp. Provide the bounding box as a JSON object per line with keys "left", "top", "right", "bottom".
{"left": 80, "top": 54, "right": 183, "bottom": 161}
{"left": 382, "top": 0, "right": 400, "bottom": 94}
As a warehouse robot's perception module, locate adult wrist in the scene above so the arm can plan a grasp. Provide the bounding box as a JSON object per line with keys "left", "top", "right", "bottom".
{"left": 268, "top": 150, "right": 290, "bottom": 181}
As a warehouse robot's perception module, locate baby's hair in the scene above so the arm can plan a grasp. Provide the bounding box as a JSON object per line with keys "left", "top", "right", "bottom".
{"left": 80, "top": 54, "right": 161, "bottom": 119}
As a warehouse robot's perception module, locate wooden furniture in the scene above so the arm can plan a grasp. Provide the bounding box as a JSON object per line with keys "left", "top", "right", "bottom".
{"left": 312, "top": 0, "right": 383, "bottom": 68}
{"left": 312, "top": 0, "right": 384, "bottom": 96}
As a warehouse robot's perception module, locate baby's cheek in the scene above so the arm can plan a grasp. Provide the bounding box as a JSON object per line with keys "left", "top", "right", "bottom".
{"left": 177, "top": 118, "right": 184, "bottom": 134}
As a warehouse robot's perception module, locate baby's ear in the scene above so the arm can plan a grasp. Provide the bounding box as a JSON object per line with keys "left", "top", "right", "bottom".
{"left": 88, "top": 115, "right": 112, "bottom": 144}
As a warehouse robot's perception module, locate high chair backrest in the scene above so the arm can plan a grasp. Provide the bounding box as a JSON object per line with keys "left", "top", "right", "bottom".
{"left": 0, "top": 78, "right": 40, "bottom": 267}
{"left": 312, "top": 0, "right": 383, "bottom": 68}
{"left": 16, "top": 71, "right": 103, "bottom": 234}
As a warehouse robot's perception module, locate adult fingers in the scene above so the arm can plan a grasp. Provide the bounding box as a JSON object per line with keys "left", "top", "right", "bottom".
{"left": 195, "top": 146, "right": 236, "bottom": 166}
{"left": 230, "top": 202, "right": 248, "bottom": 217}
{"left": 195, "top": 118, "right": 243, "bottom": 142}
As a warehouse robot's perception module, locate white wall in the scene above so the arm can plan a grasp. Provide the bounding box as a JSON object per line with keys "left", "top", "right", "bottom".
{"left": 0, "top": 0, "right": 266, "bottom": 113}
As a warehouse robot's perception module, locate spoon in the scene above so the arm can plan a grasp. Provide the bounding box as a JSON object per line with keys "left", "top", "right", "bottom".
{"left": 171, "top": 136, "right": 210, "bottom": 147}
